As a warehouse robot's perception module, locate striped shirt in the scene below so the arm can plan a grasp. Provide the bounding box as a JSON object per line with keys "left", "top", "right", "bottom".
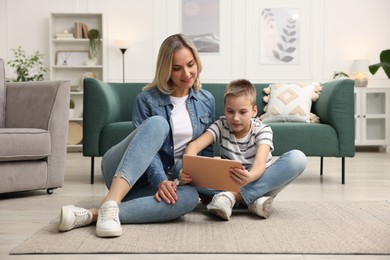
{"left": 207, "top": 116, "right": 274, "bottom": 169}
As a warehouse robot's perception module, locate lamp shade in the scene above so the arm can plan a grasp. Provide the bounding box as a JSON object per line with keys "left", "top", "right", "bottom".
{"left": 113, "top": 39, "right": 130, "bottom": 49}
{"left": 351, "top": 59, "right": 369, "bottom": 74}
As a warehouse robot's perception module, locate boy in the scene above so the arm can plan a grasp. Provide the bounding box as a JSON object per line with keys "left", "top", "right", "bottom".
{"left": 180, "top": 79, "right": 307, "bottom": 220}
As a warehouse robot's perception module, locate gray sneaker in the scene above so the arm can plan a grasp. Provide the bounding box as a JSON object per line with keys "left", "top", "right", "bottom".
{"left": 207, "top": 192, "right": 236, "bottom": 220}
{"left": 58, "top": 205, "right": 93, "bottom": 231}
{"left": 248, "top": 196, "right": 273, "bottom": 219}
{"left": 96, "top": 200, "right": 122, "bottom": 237}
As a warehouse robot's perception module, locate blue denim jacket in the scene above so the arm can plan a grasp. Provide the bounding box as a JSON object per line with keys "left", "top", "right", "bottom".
{"left": 132, "top": 86, "right": 215, "bottom": 187}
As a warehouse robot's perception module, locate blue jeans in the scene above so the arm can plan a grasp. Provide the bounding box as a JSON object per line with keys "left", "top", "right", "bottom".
{"left": 196, "top": 150, "right": 307, "bottom": 205}
{"left": 101, "top": 116, "right": 199, "bottom": 224}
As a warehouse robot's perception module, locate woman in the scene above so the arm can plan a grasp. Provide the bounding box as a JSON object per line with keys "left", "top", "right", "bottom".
{"left": 58, "top": 34, "right": 215, "bottom": 237}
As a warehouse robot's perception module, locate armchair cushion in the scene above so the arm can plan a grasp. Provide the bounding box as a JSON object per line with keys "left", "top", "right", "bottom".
{"left": 0, "top": 128, "right": 51, "bottom": 161}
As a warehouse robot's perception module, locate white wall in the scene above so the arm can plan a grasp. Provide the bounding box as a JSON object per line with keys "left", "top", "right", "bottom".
{"left": 1, "top": 0, "right": 389, "bottom": 85}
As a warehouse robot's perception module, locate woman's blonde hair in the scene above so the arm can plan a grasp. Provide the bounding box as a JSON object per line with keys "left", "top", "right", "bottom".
{"left": 143, "top": 34, "right": 202, "bottom": 94}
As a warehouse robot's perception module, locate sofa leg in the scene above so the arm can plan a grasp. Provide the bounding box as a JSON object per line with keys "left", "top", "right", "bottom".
{"left": 320, "top": 157, "right": 323, "bottom": 176}
{"left": 91, "top": 156, "right": 95, "bottom": 184}
{"left": 341, "top": 157, "right": 345, "bottom": 185}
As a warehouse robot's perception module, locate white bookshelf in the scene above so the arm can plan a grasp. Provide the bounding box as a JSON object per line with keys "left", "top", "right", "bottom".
{"left": 49, "top": 13, "right": 105, "bottom": 151}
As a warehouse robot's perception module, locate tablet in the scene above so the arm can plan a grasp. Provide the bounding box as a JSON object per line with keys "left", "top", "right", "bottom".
{"left": 182, "top": 154, "right": 242, "bottom": 192}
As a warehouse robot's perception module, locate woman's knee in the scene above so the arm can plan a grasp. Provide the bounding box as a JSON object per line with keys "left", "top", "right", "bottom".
{"left": 178, "top": 186, "right": 199, "bottom": 210}
{"left": 135, "top": 116, "right": 170, "bottom": 146}
{"left": 145, "top": 116, "right": 169, "bottom": 134}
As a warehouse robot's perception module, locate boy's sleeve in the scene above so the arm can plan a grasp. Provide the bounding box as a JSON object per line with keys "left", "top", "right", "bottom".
{"left": 256, "top": 123, "right": 274, "bottom": 152}
{"left": 206, "top": 119, "right": 223, "bottom": 145}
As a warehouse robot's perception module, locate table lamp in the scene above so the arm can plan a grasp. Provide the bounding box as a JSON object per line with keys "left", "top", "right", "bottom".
{"left": 351, "top": 59, "right": 369, "bottom": 87}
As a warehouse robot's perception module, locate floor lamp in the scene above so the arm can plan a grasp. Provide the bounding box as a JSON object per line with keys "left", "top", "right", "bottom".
{"left": 114, "top": 40, "right": 129, "bottom": 83}
{"left": 119, "top": 48, "right": 127, "bottom": 83}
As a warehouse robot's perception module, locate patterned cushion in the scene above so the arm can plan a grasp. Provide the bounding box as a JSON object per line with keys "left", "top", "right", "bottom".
{"left": 260, "top": 82, "right": 322, "bottom": 123}
{"left": 0, "top": 59, "right": 5, "bottom": 128}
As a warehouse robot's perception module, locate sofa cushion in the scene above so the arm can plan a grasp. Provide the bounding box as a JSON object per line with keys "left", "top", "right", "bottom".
{"left": 269, "top": 122, "right": 339, "bottom": 156}
{"left": 0, "top": 59, "right": 6, "bottom": 128}
{"left": 260, "top": 82, "right": 322, "bottom": 123}
{"left": 0, "top": 128, "right": 51, "bottom": 161}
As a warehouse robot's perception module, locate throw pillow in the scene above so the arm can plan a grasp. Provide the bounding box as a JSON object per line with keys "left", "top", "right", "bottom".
{"left": 260, "top": 82, "right": 322, "bottom": 123}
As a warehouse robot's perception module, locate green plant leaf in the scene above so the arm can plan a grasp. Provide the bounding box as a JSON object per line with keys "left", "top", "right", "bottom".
{"left": 7, "top": 46, "right": 49, "bottom": 82}
{"left": 369, "top": 49, "right": 390, "bottom": 79}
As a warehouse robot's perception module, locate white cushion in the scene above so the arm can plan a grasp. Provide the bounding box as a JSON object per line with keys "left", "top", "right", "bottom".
{"left": 260, "top": 82, "right": 322, "bottom": 123}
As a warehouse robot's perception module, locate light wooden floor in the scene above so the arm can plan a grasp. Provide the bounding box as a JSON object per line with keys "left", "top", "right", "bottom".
{"left": 1, "top": 151, "right": 389, "bottom": 260}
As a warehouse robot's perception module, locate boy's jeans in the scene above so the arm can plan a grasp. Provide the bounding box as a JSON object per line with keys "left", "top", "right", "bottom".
{"left": 101, "top": 116, "right": 199, "bottom": 223}
{"left": 196, "top": 150, "right": 307, "bottom": 205}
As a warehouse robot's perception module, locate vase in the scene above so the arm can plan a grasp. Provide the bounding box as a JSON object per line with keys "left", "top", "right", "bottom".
{"left": 85, "top": 57, "right": 97, "bottom": 66}
{"left": 69, "top": 109, "right": 75, "bottom": 119}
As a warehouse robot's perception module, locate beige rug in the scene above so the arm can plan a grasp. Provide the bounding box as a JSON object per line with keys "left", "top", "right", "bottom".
{"left": 11, "top": 200, "right": 390, "bottom": 255}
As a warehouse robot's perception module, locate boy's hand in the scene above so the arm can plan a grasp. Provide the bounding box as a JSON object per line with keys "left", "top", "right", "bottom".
{"left": 179, "top": 169, "right": 192, "bottom": 185}
{"left": 155, "top": 180, "right": 178, "bottom": 204}
{"left": 229, "top": 166, "right": 252, "bottom": 186}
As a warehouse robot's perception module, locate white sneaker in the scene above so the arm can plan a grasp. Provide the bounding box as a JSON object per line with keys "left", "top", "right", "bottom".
{"left": 58, "top": 205, "right": 93, "bottom": 231}
{"left": 96, "top": 200, "right": 122, "bottom": 237}
{"left": 207, "top": 192, "right": 236, "bottom": 220}
{"left": 248, "top": 196, "right": 273, "bottom": 219}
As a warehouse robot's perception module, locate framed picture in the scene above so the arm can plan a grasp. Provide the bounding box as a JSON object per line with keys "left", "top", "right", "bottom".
{"left": 182, "top": 0, "right": 220, "bottom": 53}
{"left": 245, "top": 0, "right": 314, "bottom": 80}
{"left": 56, "top": 51, "right": 89, "bottom": 66}
{"left": 259, "top": 8, "right": 301, "bottom": 64}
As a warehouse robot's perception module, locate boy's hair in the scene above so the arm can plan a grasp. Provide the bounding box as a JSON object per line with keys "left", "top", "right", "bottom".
{"left": 144, "top": 33, "right": 202, "bottom": 94}
{"left": 224, "top": 79, "right": 257, "bottom": 106}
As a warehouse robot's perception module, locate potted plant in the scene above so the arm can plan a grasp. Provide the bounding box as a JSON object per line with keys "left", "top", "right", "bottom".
{"left": 7, "top": 46, "right": 49, "bottom": 82}
{"left": 69, "top": 99, "right": 75, "bottom": 119}
{"left": 369, "top": 49, "right": 390, "bottom": 79}
{"left": 87, "top": 29, "right": 101, "bottom": 65}
{"left": 333, "top": 71, "right": 350, "bottom": 79}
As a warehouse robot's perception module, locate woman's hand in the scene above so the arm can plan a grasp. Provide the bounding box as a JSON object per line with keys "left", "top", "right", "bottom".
{"left": 155, "top": 180, "right": 178, "bottom": 204}
{"left": 179, "top": 169, "right": 192, "bottom": 185}
{"left": 229, "top": 166, "right": 252, "bottom": 187}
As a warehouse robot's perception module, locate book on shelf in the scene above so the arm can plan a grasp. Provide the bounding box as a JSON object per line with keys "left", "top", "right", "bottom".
{"left": 81, "top": 24, "right": 89, "bottom": 38}
{"left": 55, "top": 33, "right": 74, "bottom": 40}
{"left": 71, "top": 84, "right": 81, "bottom": 92}
{"left": 74, "top": 22, "right": 89, "bottom": 39}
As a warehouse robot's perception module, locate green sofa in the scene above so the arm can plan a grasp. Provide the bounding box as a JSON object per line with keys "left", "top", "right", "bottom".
{"left": 83, "top": 78, "right": 355, "bottom": 184}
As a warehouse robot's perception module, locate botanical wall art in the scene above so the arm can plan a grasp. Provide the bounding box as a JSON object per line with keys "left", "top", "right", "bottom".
{"left": 182, "top": 0, "right": 220, "bottom": 53}
{"left": 259, "top": 8, "right": 300, "bottom": 64}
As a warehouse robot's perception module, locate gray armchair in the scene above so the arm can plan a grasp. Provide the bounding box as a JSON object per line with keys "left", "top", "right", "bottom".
{"left": 0, "top": 58, "right": 70, "bottom": 194}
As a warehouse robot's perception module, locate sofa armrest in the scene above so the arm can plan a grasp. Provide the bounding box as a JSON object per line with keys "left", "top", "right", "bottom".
{"left": 83, "top": 78, "right": 121, "bottom": 156}
{"left": 83, "top": 78, "right": 145, "bottom": 156}
{"left": 312, "top": 79, "right": 355, "bottom": 157}
{"left": 5, "top": 80, "right": 70, "bottom": 129}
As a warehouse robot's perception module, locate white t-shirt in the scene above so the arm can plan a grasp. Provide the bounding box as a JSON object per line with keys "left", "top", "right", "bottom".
{"left": 170, "top": 95, "right": 193, "bottom": 165}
